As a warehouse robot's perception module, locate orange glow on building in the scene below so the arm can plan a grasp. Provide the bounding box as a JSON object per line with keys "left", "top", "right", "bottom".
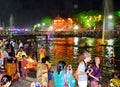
{"left": 52, "top": 16, "right": 73, "bottom": 31}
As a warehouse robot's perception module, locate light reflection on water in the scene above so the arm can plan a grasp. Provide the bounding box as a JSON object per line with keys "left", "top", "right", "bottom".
{"left": 37, "top": 36, "right": 116, "bottom": 60}
{"left": 37, "top": 36, "right": 120, "bottom": 69}
{"left": 73, "top": 37, "right": 79, "bottom": 58}
{"left": 50, "top": 37, "right": 103, "bottom": 58}
{"left": 52, "top": 37, "right": 74, "bottom": 58}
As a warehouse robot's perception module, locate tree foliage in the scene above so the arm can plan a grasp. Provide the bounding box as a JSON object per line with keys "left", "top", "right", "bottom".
{"left": 74, "top": 10, "right": 102, "bottom": 29}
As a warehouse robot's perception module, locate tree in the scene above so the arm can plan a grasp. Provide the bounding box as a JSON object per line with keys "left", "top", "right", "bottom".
{"left": 74, "top": 10, "right": 102, "bottom": 29}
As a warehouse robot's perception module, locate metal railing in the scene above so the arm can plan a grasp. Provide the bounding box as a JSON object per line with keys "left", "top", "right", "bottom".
{"left": 0, "top": 29, "right": 120, "bottom": 38}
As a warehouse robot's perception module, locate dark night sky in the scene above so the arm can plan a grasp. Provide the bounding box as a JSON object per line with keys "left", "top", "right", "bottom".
{"left": 0, "top": 0, "right": 120, "bottom": 28}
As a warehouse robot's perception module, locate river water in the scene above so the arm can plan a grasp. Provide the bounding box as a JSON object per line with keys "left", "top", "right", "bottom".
{"left": 37, "top": 36, "right": 120, "bottom": 66}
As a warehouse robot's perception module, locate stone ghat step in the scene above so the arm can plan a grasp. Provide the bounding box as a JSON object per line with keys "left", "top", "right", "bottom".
{"left": 25, "top": 77, "right": 36, "bottom": 82}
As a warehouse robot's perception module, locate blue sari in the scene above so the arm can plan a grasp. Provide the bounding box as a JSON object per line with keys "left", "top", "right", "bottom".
{"left": 53, "top": 69, "right": 76, "bottom": 87}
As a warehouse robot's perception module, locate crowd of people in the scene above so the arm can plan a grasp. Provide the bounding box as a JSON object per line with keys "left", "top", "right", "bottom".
{"left": 0, "top": 37, "right": 51, "bottom": 87}
{"left": 0, "top": 37, "right": 120, "bottom": 87}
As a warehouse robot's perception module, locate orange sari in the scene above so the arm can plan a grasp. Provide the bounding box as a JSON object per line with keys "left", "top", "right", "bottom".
{"left": 39, "top": 48, "right": 46, "bottom": 62}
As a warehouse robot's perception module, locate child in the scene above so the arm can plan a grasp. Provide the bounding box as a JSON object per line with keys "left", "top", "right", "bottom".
{"left": 21, "top": 55, "right": 28, "bottom": 80}
{"left": 45, "top": 56, "right": 52, "bottom": 87}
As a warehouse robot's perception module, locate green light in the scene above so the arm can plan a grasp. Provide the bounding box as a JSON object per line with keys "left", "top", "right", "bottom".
{"left": 41, "top": 17, "right": 51, "bottom": 26}
{"left": 34, "top": 25, "right": 37, "bottom": 28}
{"left": 116, "top": 11, "right": 120, "bottom": 17}
{"left": 6, "top": 32, "right": 9, "bottom": 35}
{"left": 42, "top": 23, "right": 45, "bottom": 26}
{"left": 74, "top": 10, "right": 102, "bottom": 29}
{"left": 33, "top": 25, "right": 37, "bottom": 31}
{"left": 85, "top": 38, "right": 94, "bottom": 46}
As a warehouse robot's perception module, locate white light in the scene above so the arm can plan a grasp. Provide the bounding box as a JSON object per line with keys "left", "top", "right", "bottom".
{"left": 107, "top": 39, "right": 114, "bottom": 45}
{"left": 48, "top": 26, "right": 53, "bottom": 31}
{"left": 108, "top": 15, "right": 113, "bottom": 19}
{"left": 50, "top": 26, "right": 53, "bottom": 29}
{"left": 37, "top": 24, "right": 41, "bottom": 27}
{"left": 89, "top": 17, "right": 92, "bottom": 20}
{"left": 74, "top": 25, "right": 79, "bottom": 30}
{"left": 0, "top": 27, "right": 3, "bottom": 30}
{"left": 74, "top": 37, "right": 79, "bottom": 45}
{"left": 42, "top": 23, "right": 45, "bottom": 26}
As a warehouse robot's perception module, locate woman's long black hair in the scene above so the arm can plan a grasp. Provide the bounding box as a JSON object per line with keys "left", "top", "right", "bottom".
{"left": 57, "top": 61, "right": 66, "bottom": 74}
{"left": 1, "top": 75, "right": 12, "bottom": 86}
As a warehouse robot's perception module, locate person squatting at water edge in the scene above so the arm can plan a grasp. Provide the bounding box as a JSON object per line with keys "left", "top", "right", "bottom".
{"left": 76, "top": 51, "right": 91, "bottom": 87}
{"left": 53, "top": 61, "right": 76, "bottom": 87}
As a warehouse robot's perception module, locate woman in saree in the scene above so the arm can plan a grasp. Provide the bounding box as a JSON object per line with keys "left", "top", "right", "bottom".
{"left": 39, "top": 44, "right": 46, "bottom": 62}
{"left": 6, "top": 47, "right": 17, "bottom": 81}
{"left": 36, "top": 57, "right": 48, "bottom": 87}
{"left": 89, "top": 57, "right": 102, "bottom": 87}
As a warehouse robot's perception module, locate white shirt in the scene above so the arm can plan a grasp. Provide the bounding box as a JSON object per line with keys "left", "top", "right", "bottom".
{"left": 19, "top": 42, "right": 23, "bottom": 48}
{"left": 3, "top": 51, "right": 9, "bottom": 59}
